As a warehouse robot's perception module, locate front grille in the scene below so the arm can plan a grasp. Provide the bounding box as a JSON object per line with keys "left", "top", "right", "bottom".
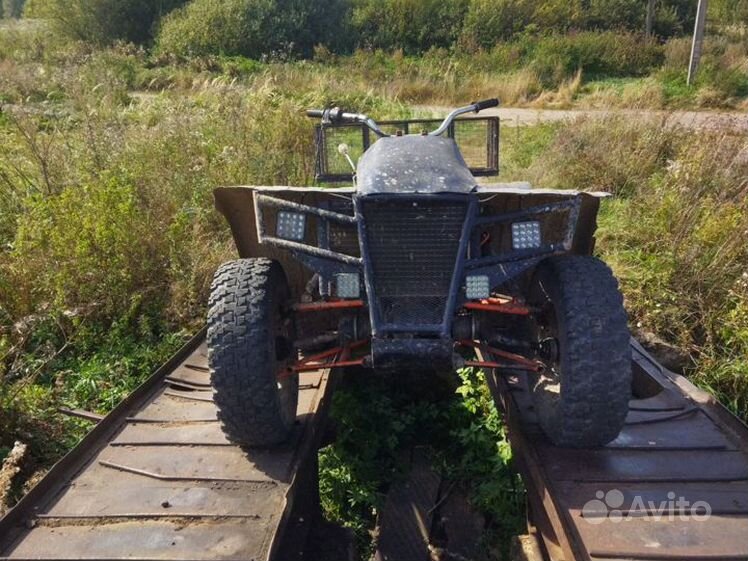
{"left": 361, "top": 198, "right": 469, "bottom": 329}
{"left": 325, "top": 200, "right": 360, "bottom": 257}
{"left": 328, "top": 221, "right": 360, "bottom": 257}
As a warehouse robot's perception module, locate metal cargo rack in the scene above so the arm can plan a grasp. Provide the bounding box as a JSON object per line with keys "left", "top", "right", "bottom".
{"left": 315, "top": 116, "right": 500, "bottom": 182}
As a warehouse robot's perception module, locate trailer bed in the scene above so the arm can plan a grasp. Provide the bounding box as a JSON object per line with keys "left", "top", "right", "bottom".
{"left": 490, "top": 340, "right": 748, "bottom": 561}
{"left": 0, "top": 330, "right": 335, "bottom": 561}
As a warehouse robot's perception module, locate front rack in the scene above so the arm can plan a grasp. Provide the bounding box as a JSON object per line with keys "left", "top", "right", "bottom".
{"left": 314, "top": 116, "right": 500, "bottom": 182}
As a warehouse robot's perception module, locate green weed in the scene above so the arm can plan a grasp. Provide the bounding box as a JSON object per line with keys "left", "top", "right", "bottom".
{"left": 319, "top": 368, "right": 523, "bottom": 559}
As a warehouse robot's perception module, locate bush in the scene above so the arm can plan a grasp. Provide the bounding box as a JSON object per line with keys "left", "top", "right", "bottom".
{"left": 24, "top": 0, "right": 188, "bottom": 44}
{"left": 711, "top": 0, "right": 748, "bottom": 26}
{"left": 529, "top": 32, "right": 664, "bottom": 85}
{"left": 352, "top": 0, "right": 469, "bottom": 53}
{"left": 2, "top": 0, "right": 25, "bottom": 18}
{"left": 459, "top": 0, "right": 535, "bottom": 48}
{"left": 157, "top": 0, "right": 351, "bottom": 58}
{"left": 585, "top": 0, "right": 644, "bottom": 31}
{"left": 13, "top": 175, "right": 165, "bottom": 318}
{"left": 459, "top": 0, "right": 691, "bottom": 49}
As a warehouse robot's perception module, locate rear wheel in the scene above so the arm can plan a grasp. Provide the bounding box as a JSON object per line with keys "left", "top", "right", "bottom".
{"left": 208, "top": 258, "right": 298, "bottom": 447}
{"left": 527, "top": 255, "right": 631, "bottom": 448}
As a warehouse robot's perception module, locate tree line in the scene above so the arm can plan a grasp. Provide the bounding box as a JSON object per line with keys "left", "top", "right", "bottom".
{"left": 6, "top": 0, "right": 748, "bottom": 60}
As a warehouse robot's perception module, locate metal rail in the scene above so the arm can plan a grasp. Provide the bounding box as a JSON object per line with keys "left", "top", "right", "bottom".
{"left": 0, "top": 329, "right": 338, "bottom": 561}
{"left": 488, "top": 339, "right": 748, "bottom": 561}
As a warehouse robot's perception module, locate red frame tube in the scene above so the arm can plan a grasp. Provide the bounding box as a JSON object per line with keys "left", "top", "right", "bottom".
{"left": 463, "top": 298, "right": 531, "bottom": 316}
{"left": 458, "top": 339, "right": 542, "bottom": 372}
{"left": 278, "top": 338, "right": 370, "bottom": 380}
{"left": 293, "top": 300, "right": 365, "bottom": 313}
{"left": 464, "top": 360, "right": 538, "bottom": 372}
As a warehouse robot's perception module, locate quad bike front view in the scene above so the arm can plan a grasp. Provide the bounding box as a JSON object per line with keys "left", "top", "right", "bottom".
{"left": 208, "top": 99, "right": 632, "bottom": 449}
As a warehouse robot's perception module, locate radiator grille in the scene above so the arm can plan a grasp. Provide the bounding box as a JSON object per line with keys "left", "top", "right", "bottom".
{"left": 361, "top": 198, "right": 468, "bottom": 328}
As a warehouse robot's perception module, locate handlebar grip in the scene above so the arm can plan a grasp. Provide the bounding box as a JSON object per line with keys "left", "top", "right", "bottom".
{"left": 306, "top": 109, "right": 324, "bottom": 118}
{"left": 473, "top": 98, "right": 500, "bottom": 112}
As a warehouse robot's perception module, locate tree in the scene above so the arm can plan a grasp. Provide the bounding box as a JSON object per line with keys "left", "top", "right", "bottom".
{"left": 25, "top": 0, "right": 188, "bottom": 44}
{"left": 2, "top": 0, "right": 25, "bottom": 18}
{"left": 646, "top": 0, "right": 655, "bottom": 34}
{"left": 157, "top": 0, "right": 351, "bottom": 58}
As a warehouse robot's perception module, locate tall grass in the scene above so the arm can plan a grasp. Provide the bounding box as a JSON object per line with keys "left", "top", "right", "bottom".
{"left": 520, "top": 116, "right": 748, "bottom": 418}
{"left": 0, "top": 29, "right": 415, "bottom": 473}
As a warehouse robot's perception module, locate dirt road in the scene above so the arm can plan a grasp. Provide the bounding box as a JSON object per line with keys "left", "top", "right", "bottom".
{"left": 420, "top": 106, "right": 748, "bottom": 132}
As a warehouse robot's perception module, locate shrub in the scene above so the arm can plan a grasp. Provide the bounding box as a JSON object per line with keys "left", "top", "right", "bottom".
{"left": 459, "top": 0, "right": 535, "bottom": 49}
{"left": 2, "top": 0, "right": 25, "bottom": 18}
{"left": 23, "top": 0, "right": 188, "bottom": 44}
{"left": 13, "top": 175, "right": 165, "bottom": 318}
{"left": 711, "top": 0, "right": 748, "bottom": 26}
{"left": 157, "top": 0, "right": 351, "bottom": 58}
{"left": 351, "top": 0, "right": 469, "bottom": 53}
{"left": 585, "top": 0, "right": 644, "bottom": 31}
{"left": 529, "top": 32, "right": 664, "bottom": 86}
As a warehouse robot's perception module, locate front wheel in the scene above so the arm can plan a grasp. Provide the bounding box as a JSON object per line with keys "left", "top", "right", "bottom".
{"left": 527, "top": 255, "right": 631, "bottom": 448}
{"left": 208, "top": 258, "right": 298, "bottom": 447}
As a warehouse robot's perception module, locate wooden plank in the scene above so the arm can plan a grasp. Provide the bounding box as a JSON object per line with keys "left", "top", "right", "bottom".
{"left": 439, "top": 484, "right": 485, "bottom": 560}
{"left": 374, "top": 448, "right": 441, "bottom": 561}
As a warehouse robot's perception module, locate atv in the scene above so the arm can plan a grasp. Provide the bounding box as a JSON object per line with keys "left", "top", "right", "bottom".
{"left": 208, "top": 99, "right": 631, "bottom": 449}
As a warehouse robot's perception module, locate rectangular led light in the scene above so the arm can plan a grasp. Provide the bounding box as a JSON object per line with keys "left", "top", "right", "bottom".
{"left": 466, "top": 275, "right": 490, "bottom": 300}
{"left": 276, "top": 211, "right": 306, "bottom": 241}
{"left": 335, "top": 273, "right": 360, "bottom": 299}
{"left": 511, "top": 221, "right": 541, "bottom": 250}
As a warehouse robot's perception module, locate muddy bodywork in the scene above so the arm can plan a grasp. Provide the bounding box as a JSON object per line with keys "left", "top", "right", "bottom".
{"left": 356, "top": 135, "right": 476, "bottom": 194}
{"left": 215, "top": 133, "right": 606, "bottom": 370}
{"left": 214, "top": 186, "right": 603, "bottom": 288}
{"left": 214, "top": 180, "right": 605, "bottom": 370}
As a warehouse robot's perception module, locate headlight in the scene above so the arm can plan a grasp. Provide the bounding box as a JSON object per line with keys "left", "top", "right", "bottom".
{"left": 335, "top": 273, "right": 360, "bottom": 299}
{"left": 511, "top": 221, "right": 541, "bottom": 250}
{"left": 465, "top": 275, "right": 490, "bottom": 300}
{"left": 276, "top": 211, "right": 306, "bottom": 241}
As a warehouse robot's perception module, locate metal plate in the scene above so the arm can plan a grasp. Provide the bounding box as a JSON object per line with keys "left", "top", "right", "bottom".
{"left": 0, "top": 333, "right": 335, "bottom": 561}
{"left": 5, "top": 519, "right": 272, "bottom": 560}
{"left": 489, "top": 338, "right": 748, "bottom": 561}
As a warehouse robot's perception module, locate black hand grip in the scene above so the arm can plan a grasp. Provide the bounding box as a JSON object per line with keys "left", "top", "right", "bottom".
{"left": 306, "top": 109, "right": 324, "bottom": 118}
{"left": 473, "top": 98, "right": 499, "bottom": 112}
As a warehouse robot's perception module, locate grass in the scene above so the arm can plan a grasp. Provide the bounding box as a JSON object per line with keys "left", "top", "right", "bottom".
{"left": 319, "top": 368, "right": 524, "bottom": 559}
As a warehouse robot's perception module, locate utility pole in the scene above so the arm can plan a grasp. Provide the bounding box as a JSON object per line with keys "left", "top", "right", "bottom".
{"left": 688, "top": 0, "right": 708, "bottom": 86}
{"left": 646, "top": 0, "right": 655, "bottom": 36}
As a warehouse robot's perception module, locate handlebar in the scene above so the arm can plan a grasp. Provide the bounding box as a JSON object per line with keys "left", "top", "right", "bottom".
{"left": 305, "top": 98, "right": 500, "bottom": 138}
{"left": 473, "top": 98, "right": 499, "bottom": 111}
{"left": 306, "top": 107, "right": 390, "bottom": 137}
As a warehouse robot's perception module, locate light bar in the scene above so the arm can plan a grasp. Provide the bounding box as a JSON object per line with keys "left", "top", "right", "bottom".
{"left": 276, "top": 211, "right": 306, "bottom": 241}
{"left": 466, "top": 275, "right": 490, "bottom": 300}
{"left": 511, "top": 221, "right": 541, "bottom": 250}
